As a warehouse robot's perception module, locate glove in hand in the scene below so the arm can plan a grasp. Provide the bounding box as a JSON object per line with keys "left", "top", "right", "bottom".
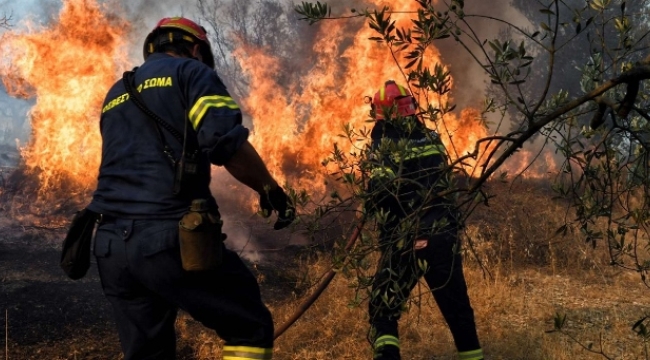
{"left": 259, "top": 186, "right": 296, "bottom": 230}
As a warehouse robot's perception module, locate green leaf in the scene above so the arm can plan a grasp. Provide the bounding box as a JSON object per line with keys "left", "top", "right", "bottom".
{"left": 541, "top": 22, "right": 551, "bottom": 31}
{"left": 405, "top": 58, "right": 418, "bottom": 69}
{"left": 590, "top": 0, "right": 608, "bottom": 11}
{"left": 488, "top": 40, "right": 500, "bottom": 54}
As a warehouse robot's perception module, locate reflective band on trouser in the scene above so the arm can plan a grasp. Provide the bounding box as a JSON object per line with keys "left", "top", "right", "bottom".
{"left": 222, "top": 345, "right": 272, "bottom": 360}
{"left": 189, "top": 95, "right": 240, "bottom": 129}
{"left": 458, "top": 348, "right": 484, "bottom": 360}
{"left": 373, "top": 334, "right": 400, "bottom": 350}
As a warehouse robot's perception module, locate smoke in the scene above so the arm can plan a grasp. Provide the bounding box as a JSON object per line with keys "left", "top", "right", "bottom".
{"left": 208, "top": 167, "right": 314, "bottom": 262}
{"left": 0, "top": 0, "right": 534, "bottom": 259}
{"left": 0, "top": 89, "right": 31, "bottom": 160}
{"left": 433, "top": 0, "right": 532, "bottom": 111}
{"left": 0, "top": 105, "right": 30, "bottom": 142}
{"left": 118, "top": 0, "right": 195, "bottom": 61}
{"left": 427, "top": 1, "right": 565, "bottom": 173}
{"left": 0, "top": 0, "right": 54, "bottom": 156}
{"left": 0, "top": 0, "right": 59, "bottom": 24}
{"left": 0, "top": 0, "right": 196, "bottom": 153}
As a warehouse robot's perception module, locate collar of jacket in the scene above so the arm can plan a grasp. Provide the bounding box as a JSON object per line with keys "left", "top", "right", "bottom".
{"left": 145, "top": 52, "right": 175, "bottom": 63}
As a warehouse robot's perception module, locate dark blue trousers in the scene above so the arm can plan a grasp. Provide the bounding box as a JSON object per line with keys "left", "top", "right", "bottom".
{"left": 94, "top": 218, "right": 274, "bottom": 360}
{"left": 369, "top": 229, "right": 480, "bottom": 359}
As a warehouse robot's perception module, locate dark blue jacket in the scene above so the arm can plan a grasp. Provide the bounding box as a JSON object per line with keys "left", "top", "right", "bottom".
{"left": 88, "top": 53, "right": 248, "bottom": 218}
{"left": 366, "top": 118, "right": 458, "bottom": 243}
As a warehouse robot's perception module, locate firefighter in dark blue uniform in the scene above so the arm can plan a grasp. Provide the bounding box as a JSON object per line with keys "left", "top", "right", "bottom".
{"left": 87, "top": 17, "right": 294, "bottom": 360}
{"left": 365, "top": 81, "right": 483, "bottom": 360}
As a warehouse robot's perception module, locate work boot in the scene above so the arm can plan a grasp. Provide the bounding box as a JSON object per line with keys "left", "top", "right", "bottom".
{"left": 373, "top": 344, "right": 400, "bottom": 360}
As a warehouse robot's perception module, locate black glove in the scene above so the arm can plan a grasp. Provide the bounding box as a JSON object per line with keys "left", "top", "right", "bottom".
{"left": 259, "top": 186, "right": 296, "bottom": 230}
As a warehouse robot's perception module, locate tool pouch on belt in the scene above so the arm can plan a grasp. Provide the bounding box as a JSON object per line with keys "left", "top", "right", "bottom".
{"left": 179, "top": 199, "right": 224, "bottom": 271}
{"left": 60, "top": 208, "right": 98, "bottom": 280}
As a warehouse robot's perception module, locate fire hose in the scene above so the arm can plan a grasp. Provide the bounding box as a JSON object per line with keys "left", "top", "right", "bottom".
{"left": 273, "top": 218, "right": 366, "bottom": 339}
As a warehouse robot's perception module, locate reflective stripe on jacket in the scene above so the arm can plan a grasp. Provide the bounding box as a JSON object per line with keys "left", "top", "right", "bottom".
{"left": 89, "top": 53, "right": 247, "bottom": 218}
{"left": 366, "top": 119, "right": 457, "bottom": 241}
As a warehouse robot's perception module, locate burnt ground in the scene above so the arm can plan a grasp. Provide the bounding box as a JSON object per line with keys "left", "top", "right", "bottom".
{"left": 0, "top": 216, "right": 329, "bottom": 360}
{"left": 0, "top": 163, "right": 348, "bottom": 360}
{"left": 0, "top": 227, "right": 124, "bottom": 360}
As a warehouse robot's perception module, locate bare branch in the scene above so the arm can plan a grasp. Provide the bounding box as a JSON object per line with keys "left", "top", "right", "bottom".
{"left": 0, "top": 12, "right": 12, "bottom": 29}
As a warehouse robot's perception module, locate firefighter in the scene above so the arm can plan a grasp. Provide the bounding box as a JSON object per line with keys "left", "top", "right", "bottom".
{"left": 87, "top": 17, "right": 294, "bottom": 360}
{"left": 364, "top": 80, "right": 483, "bottom": 360}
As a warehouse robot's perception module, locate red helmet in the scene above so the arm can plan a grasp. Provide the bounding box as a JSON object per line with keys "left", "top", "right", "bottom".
{"left": 372, "top": 80, "right": 417, "bottom": 120}
{"left": 143, "top": 17, "right": 215, "bottom": 69}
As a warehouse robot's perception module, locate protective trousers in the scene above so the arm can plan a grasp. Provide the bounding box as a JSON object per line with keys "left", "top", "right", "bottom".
{"left": 368, "top": 230, "right": 481, "bottom": 360}
{"left": 94, "top": 218, "right": 274, "bottom": 360}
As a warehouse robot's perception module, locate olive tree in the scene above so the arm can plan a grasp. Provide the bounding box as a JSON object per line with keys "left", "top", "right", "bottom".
{"left": 295, "top": 0, "right": 650, "bottom": 356}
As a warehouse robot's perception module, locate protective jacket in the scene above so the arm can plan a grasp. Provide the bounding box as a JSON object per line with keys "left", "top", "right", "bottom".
{"left": 88, "top": 53, "right": 248, "bottom": 218}
{"left": 366, "top": 118, "right": 457, "bottom": 244}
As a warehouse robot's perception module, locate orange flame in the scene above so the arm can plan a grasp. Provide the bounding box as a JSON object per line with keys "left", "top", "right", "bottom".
{"left": 433, "top": 108, "right": 493, "bottom": 177}
{"left": 0, "top": 0, "right": 555, "bottom": 206}
{"left": 237, "top": 1, "right": 556, "bottom": 188}
{"left": 1, "top": 0, "right": 129, "bottom": 194}
{"left": 236, "top": 0, "right": 494, "bottom": 193}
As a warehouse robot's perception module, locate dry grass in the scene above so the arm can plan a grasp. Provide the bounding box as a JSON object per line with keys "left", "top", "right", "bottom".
{"left": 176, "top": 179, "right": 650, "bottom": 360}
